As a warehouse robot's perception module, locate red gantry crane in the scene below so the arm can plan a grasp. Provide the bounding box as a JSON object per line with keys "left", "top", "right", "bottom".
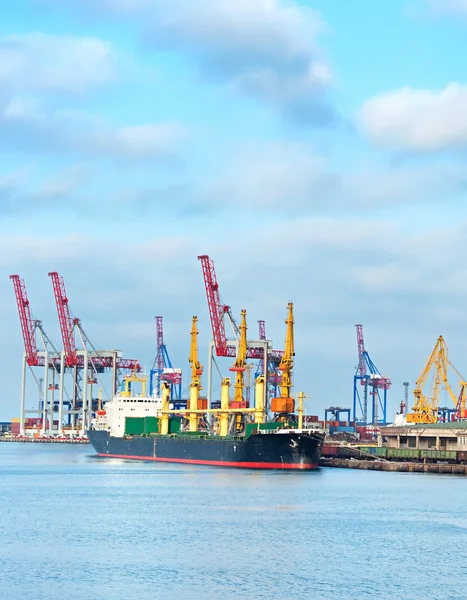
{"left": 197, "top": 255, "right": 283, "bottom": 414}
{"left": 48, "top": 271, "right": 141, "bottom": 434}
{"left": 10, "top": 274, "right": 65, "bottom": 434}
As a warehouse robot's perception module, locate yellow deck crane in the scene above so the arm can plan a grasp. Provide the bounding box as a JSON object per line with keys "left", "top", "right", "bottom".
{"left": 229, "top": 309, "right": 248, "bottom": 432}
{"left": 121, "top": 366, "right": 148, "bottom": 398}
{"left": 188, "top": 316, "right": 204, "bottom": 432}
{"left": 407, "top": 336, "right": 467, "bottom": 423}
{"left": 271, "top": 302, "right": 295, "bottom": 418}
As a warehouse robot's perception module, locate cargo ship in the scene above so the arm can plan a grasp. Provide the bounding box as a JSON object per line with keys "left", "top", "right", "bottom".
{"left": 87, "top": 304, "right": 325, "bottom": 470}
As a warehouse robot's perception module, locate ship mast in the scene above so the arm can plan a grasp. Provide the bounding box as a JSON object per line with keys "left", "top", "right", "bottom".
{"left": 271, "top": 303, "right": 295, "bottom": 418}
{"left": 188, "top": 316, "right": 203, "bottom": 431}
{"left": 230, "top": 309, "right": 247, "bottom": 404}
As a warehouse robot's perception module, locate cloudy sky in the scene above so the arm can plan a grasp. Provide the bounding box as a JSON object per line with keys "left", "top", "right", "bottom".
{"left": 2, "top": 0, "right": 467, "bottom": 421}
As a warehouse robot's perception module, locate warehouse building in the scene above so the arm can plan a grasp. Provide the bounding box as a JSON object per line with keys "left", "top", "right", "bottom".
{"left": 382, "top": 421, "right": 467, "bottom": 452}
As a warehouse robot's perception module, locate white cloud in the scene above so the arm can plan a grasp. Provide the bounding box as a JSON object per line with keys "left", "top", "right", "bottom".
{"left": 40, "top": 0, "right": 333, "bottom": 123}
{"left": 0, "top": 101, "right": 186, "bottom": 160}
{"left": 152, "top": 0, "right": 332, "bottom": 122}
{"left": 115, "top": 124, "right": 186, "bottom": 157}
{"left": 209, "top": 142, "right": 330, "bottom": 209}
{"left": 0, "top": 33, "right": 115, "bottom": 94}
{"left": 205, "top": 141, "right": 467, "bottom": 212}
{"left": 358, "top": 83, "right": 467, "bottom": 151}
{"left": 427, "top": 0, "right": 467, "bottom": 15}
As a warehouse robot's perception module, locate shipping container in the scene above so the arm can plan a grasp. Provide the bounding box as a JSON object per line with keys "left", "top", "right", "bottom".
{"left": 144, "top": 416, "right": 159, "bottom": 434}
{"left": 125, "top": 417, "right": 145, "bottom": 435}
{"left": 168, "top": 417, "right": 182, "bottom": 434}
{"left": 186, "top": 398, "right": 208, "bottom": 410}
{"left": 245, "top": 423, "right": 259, "bottom": 437}
{"left": 270, "top": 398, "right": 294, "bottom": 413}
{"left": 259, "top": 422, "right": 283, "bottom": 431}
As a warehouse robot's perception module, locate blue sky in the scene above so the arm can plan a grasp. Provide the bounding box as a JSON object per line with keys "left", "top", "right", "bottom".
{"left": 2, "top": 0, "right": 467, "bottom": 420}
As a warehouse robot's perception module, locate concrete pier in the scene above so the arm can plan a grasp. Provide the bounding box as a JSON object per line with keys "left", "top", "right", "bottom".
{"left": 320, "top": 457, "right": 467, "bottom": 475}
{"left": 0, "top": 437, "right": 89, "bottom": 444}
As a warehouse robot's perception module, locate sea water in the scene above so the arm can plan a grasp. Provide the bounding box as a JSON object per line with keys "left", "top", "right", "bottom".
{"left": 0, "top": 443, "right": 466, "bottom": 600}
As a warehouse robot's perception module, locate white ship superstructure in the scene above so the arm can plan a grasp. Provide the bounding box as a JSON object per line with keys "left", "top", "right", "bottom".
{"left": 91, "top": 371, "right": 165, "bottom": 438}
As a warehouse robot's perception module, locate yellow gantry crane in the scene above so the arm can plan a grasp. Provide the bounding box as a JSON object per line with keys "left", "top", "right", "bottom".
{"left": 188, "top": 316, "right": 204, "bottom": 432}
{"left": 271, "top": 302, "right": 295, "bottom": 416}
{"left": 408, "top": 335, "right": 467, "bottom": 424}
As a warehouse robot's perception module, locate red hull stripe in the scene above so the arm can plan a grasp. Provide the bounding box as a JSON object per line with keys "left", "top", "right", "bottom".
{"left": 96, "top": 453, "right": 317, "bottom": 470}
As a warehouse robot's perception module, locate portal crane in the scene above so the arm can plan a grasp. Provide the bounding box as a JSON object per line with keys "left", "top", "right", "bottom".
{"left": 408, "top": 336, "right": 466, "bottom": 423}
{"left": 47, "top": 271, "right": 141, "bottom": 432}
{"left": 197, "top": 255, "right": 283, "bottom": 361}
{"left": 198, "top": 254, "right": 282, "bottom": 416}
{"left": 150, "top": 316, "right": 182, "bottom": 399}
{"left": 271, "top": 302, "right": 295, "bottom": 417}
{"left": 188, "top": 316, "right": 203, "bottom": 431}
{"left": 10, "top": 274, "right": 64, "bottom": 434}
{"left": 353, "top": 324, "right": 391, "bottom": 425}
{"left": 408, "top": 336, "right": 446, "bottom": 423}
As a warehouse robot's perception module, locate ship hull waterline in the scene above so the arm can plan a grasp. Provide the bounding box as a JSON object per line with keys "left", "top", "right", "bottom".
{"left": 87, "top": 429, "right": 324, "bottom": 470}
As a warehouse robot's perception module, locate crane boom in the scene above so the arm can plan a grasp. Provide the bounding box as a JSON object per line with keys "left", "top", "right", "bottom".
{"left": 408, "top": 336, "right": 466, "bottom": 424}
{"left": 189, "top": 316, "right": 203, "bottom": 386}
{"left": 230, "top": 309, "right": 248, "bottom": 404}
{"left": 271, "top": 303, "right": 295, "bottom": 414}
{"left": 409, "top": 336, "right": 444, "bottom": 423}
{"left": 156, "top": 316, "right": 164, "bottom": 372}
{"left": 279, "top": 302, "right": 294, "bottom": 399}
{"left": 48, "top": 271, "right": 78, "bottom": 367}
{"left": 188, "top": 316, "right": 203, "bottom": 431}
{"left": 197, "top": 254, "right": 283, "bottom": 361}
{"left": 258, "top": 320, "right": 266, "bottom": 341}
{"left": 356, "top": 324, "right": 367, "bottom": 377}
{"left": 198, "top": 254, "right": 229, "bottom": 355}
{"left": 10, "top": 274, "right": 41, "bottom": 367}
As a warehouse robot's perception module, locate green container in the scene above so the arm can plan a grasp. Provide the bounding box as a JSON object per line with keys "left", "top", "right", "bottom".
{"left": 375, "top": 447, "right": 387, "bottom": 457}
{"left": 125, "top": 417, "right": 145, "bottom": 435}
{"left": 245, "top": 423, "right": 260, "bottom": 438}
{"left": 144, "top": 416, "right": 159, "bottom": 434}
{"left": 259, "top": 422, "right": 283, "bottom": 432}
{"left": 168, "top": 417, "right": 182, "bottom": 434}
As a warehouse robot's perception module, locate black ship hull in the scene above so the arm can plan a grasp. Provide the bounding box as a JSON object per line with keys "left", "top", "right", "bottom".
{"left": 87, "top": 429, "right": 324, "bottom": 470}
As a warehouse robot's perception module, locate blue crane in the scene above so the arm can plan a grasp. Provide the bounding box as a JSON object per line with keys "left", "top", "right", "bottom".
{"left": 149, "top": 316, "right": 182, "bottom": 400}
{"left": 353, "top": 324, "right": 391, "bottom": 425}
